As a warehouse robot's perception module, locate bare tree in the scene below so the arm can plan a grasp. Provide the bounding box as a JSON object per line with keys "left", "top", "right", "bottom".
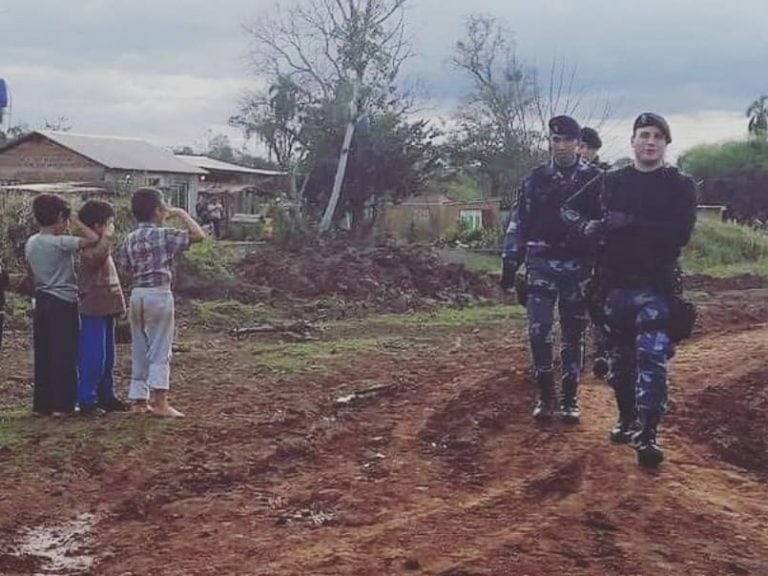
{"left": 449, "top": 14, "right": 542, "bottom": 198}
{"left": 240, "top": 0, "right": 416, "bottom": 232}
{"left": 244, "top": 0, "right": 411, "bottom": 112}
{"left": 448, "top": 14, "right": 611, "bottom": 200}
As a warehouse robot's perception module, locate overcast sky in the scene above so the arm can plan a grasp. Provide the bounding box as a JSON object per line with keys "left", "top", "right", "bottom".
{"left": 0, "top": 0, "right": 763, "bottom": 161}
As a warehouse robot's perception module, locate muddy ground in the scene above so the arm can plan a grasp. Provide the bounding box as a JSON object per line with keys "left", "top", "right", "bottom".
{"left": 2, "top": 268, "right": 768, "bottom": 574}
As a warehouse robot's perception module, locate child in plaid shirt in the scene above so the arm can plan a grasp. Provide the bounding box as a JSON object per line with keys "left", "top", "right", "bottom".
{"left": 117, "top": 188, "right": 205, "bottom": 417}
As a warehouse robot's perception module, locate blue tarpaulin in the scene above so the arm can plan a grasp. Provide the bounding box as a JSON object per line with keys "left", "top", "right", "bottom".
{"left": 0, "top": 79, "right": 7, "bottom": 108}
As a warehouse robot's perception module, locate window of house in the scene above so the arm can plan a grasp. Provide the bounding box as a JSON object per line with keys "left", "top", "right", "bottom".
{"left": 460, "top": 209, "right": 483, "bottom": 231}
{"left": 165, "top": 181, "right": 189, "bottom": 211}
{"left": 238, "top": 190, "right": 258, "bottom": 215}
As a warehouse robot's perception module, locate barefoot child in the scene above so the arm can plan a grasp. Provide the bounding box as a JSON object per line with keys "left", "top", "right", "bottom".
{"left": 25, "top": 194, "right": 99, "bottom": 416}
{"left": 117, "top": 188, "right": 205, "bottom": 417}
{"left": 77, "top": 200, "right": 128, "bottom": 415}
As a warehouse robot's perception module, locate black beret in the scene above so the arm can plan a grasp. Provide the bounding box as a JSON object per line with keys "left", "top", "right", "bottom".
{"left": 548, "top": 115, "right": 581, "bottom": 138}
{"left": 580, "top": 127, "right": 602, "bottom": 150}
{"left": 633, "top": 112, "right": 671, "bottom": 143}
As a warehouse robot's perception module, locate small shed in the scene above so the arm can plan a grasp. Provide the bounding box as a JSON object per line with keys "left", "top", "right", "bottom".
{"left": 176, "top": 155, "right": 290, "bottom": 222}
{"left": 383, "top": 194, "right": 502, "bottom": 241}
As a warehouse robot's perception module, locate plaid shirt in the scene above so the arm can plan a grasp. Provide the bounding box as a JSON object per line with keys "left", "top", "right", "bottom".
{"left": 117, "top": 224, "right": 190, "bottom": 288}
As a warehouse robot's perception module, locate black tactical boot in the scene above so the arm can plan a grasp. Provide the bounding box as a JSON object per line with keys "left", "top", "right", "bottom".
{"left": 610, "top": 419, "right": 640, "bottom": 444}
{"left": 532, "top": 373, "right": 556, "bottom": 420}
{"left": 560, "top": 376, "right": 581, "bottom": 423}
{"left": 609, "top": 384, "right": 637, "bottom": 443}
{"left": 632, "top": 412, "right": 664, "bottom": 467}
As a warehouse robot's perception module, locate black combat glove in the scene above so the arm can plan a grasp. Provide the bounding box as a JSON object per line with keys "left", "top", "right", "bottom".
{"left": 500, "top": 259, "right": 519, "bottom": 290}
{"left": 605, "top": 211, "right": 633, "bottom": 230}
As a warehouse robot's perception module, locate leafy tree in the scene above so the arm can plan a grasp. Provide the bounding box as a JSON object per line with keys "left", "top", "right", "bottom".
{"left": 0, "top": 124, "right": 29, "bottom": 145}
{"left": 235, "top": 0, "right": 436, "bottom": 237}
{"left": 747, "top": 95, "right": 768, "bottom": 140}
{"left": 42, "top": 116, "right": 72, "bottom": 132}
{"left": 302, "top": 111, "right": 441, "bottom": 235}
{"left": 230, "top": 75, "right": 307, "bottom": 169}
{"left": 679, "top": 139, "right": 768, "bottom": 221}
{"left": 447, "top": 14, "right": 542, "bottom": 200}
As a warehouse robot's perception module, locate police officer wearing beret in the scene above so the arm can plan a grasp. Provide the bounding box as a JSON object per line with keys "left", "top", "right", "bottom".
{"left": 579, "top": 126, "right": 611, "bottom": 378}
{"left": 501, "top": 115, "right": 601, "bottom": 422}
{"left": 562, "top": 113, "right": 697, "bottom": 467}
{"left": 580, "top": 127, "right": 611, "bottom": 171}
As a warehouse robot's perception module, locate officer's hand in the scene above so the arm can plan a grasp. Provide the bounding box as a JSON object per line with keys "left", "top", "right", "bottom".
{"left": 500, "top": 259, "right": 518, "bottom": 290}
{"left": 606, "top": 211, "right": 633, "bottom": 230}
{"left": 581, "top": 219, "right": 605, "bottom": 238}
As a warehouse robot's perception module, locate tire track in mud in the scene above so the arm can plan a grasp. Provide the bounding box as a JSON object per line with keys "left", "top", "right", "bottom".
{"left": 256, "top": 325, "right": 768, "bottom": 575}
{"left": 256, "top": 353, "right": 641, "bottom": 575}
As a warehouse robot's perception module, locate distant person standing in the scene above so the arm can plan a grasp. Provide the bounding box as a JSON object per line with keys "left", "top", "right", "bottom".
{"left": 206, "top": 198, "right": 224, "bottom": 239}
{"left": 195, "top": 197, "right": 209, "bottom": 225}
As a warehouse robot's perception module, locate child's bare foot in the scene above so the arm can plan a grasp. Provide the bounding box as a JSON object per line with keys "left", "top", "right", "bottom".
{"left": 150, "top": 391, "right": 184, "bottom": 418}
{"left": 151, "top": 404, "right": 185, "bottom": 418}
{"left": 130, "top": 401, "right": 153, "bottom": 415}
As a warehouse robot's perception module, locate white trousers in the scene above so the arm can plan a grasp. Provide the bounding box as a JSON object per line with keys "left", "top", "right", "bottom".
{"left": 128, "top": 287, "right": 174, "bottom": 400}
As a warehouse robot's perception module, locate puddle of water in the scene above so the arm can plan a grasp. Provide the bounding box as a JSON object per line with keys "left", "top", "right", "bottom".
{"left": 16, "top": 513, "right": 97, "bottom": 575}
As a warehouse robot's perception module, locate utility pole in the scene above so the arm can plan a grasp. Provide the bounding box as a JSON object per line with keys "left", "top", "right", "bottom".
{"left": 320, "top": 79, "right": 360, "bottom": 233}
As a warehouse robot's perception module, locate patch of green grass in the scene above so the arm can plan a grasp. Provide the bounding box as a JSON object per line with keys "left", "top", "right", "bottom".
{"left": 361, "top": 303, "right": 523, "bottom": 328}
{"left": 192, "top": 299, "right": 275, "bottom": 328}
{"left": 249, "top": 337, "right": 385, "bottom": 374}
{"left": 5, "top": 292, "right": 32, "bottom": 329}
{"left": 436, "top": 248, "right": 501, "bottom": 275}
{"left": 683, "top": 218, "right": 768, "bottom": 277}
{"left": 0, "top": 409, "right": 167, "bottom": 469}
{"left": 178, "top": 238, "right": 237, "bottom": 291}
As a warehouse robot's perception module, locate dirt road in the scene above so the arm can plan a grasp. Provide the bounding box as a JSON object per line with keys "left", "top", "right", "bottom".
{"left": 1, "top": 286, "right": 768, "bottom": 575}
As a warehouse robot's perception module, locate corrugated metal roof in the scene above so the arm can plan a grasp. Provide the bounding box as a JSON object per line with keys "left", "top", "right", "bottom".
{"left": 0, "top": 181, "right": 112, "bottom": 195}
{"left": 176, "top": 154, "right": 287, "bottom": 177}
{"left": 37, "top": 131, "right": 206, "bottom": 175}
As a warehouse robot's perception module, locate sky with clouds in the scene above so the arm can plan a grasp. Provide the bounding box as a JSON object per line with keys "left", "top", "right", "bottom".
{"left": 0, "top": 0, "right": 764, "bottom": 161}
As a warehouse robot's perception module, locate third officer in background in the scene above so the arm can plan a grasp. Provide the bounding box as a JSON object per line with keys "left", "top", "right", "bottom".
{"left": 580, "top": 126, "right": 611, "bottom": 378}
{"left": 579, "top": 127, "right": 611, "bottom": 171}
{"left": 501, "top": 116, "right": 601, "bottom": 422}
{"left": 562, "top": 113, "right": 697, "bottom": 467}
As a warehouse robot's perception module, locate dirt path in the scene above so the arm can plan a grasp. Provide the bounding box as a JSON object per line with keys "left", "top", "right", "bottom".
{"left": 2, "top": 292, "right": 768, "bottom": 575}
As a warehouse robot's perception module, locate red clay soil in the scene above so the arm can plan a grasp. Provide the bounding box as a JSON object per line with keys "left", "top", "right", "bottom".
{"left": 181, "top": 242, "right": 500, "bottom": 314}
{"left": 1, "top": 280, "right": 768, "bottom": 575}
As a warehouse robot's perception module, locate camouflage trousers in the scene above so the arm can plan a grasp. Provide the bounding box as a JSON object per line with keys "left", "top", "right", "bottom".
{"left": 602, "top": 288, "right": 673, "bottom": 416}
{"left": 524, "top": 257, "right": 591, "bottom": 385}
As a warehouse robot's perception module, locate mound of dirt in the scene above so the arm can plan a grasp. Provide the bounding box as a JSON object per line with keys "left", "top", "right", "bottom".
{"left": 229, "top": 242, "right": 500, "bottom": 313}
{"left": 679, "top": 367, "right": 768, "bottom": 474}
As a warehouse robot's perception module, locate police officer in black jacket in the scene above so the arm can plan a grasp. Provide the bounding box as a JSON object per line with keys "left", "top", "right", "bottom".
{"left": 562, "top": 113, "right": 697, "bottom": 467}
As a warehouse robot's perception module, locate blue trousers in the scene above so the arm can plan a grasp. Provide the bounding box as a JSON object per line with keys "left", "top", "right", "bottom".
{"left": 525, "top": 257, "right": 591, "bottom": 384}
{"left": 78, "top": 315, "right": 118, "bottom": 408}
{"left": 602, "top": 289, "right": 673, "bottom": 416}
